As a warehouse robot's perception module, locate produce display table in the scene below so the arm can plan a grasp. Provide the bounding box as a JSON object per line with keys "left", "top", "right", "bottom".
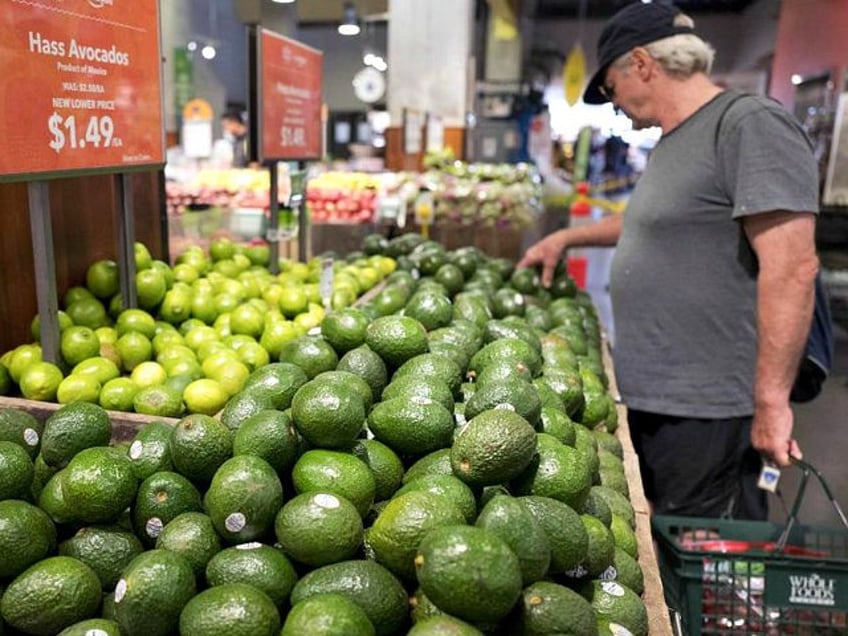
{"left": 602, "top": 340, "right": 674, "bottom": 636}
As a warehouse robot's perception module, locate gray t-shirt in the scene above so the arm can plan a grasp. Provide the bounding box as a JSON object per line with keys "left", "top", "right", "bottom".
{"left": 609, "top": 90, "right": 819, "bottom": 418}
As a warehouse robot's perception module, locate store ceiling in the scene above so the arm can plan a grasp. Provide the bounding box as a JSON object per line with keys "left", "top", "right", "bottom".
{"left": 295, "top": 0, "right": 758, "bottom": 24}
{"left": 531, "top": 0, "right": 759, "bottom": 20}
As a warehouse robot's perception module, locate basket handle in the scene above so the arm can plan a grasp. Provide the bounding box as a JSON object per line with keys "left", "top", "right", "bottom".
{"left": 774, "top": 457, "right": 848, "bottom": 552}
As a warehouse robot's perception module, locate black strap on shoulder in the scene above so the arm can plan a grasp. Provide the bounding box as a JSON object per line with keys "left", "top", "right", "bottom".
{"left": 713, "top": 91, "right": 751, "bottom": 155}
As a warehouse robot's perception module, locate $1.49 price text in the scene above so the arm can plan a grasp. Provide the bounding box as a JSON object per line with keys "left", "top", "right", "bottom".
{"left": 48, "top": 113, "right": 121, "bottom": 153}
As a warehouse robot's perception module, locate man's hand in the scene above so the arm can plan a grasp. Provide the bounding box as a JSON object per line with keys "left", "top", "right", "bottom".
{"left": 751, "top": 402, "right": 802, "bottom": 467}
{"left": 517, "top": 231, "right": 568, "bottom": 288}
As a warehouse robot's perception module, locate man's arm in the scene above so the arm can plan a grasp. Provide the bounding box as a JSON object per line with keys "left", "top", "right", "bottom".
{"left": 742, "top": 211, "right": 818, "bottom": 466}
{"left": 518, "top": 214, "right": 624, "bottom": 287}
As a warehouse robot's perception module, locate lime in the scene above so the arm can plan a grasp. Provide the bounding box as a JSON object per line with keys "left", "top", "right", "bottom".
{"left": 235, "top": 341, "right": 270, "bottom": 371}
{"left": 133, "top": 385, "right": 184, "bottom": 418}
{"left": 65, "top": 297, "right": 109, "bottom": 329}
{"left": 60, "top": 325, "right": 101, "bottom": 366}
{"left": 71, "top": 357, "right": 121, "bottom": 385}
{"left": 152, "top": 329, "right": 185, "bottom": 355}
{"left": 99, "top": 377, "right": 139, "bottom": 412}
{"left": 64, "top": 286, "right": 96, "bottom": 307}
{"left": 136, "top": 269, "right": 167, "bottom": 310}
{"left": 183, "top": 378, "right": 228, "bottom": 415}
{"left": 19, "top": 362, "right": 64, "bottom": 401}
{"left": 173, "top": 263, "right": 200, "bottom": 284}
{"left": 115, "top": 332, "right": 153, "bottom": 372}
{"left": 116, "top": 309, "right": 157, "bottom": 339}
{"left": 279, "top": 286, "right": 309, "bottom": 319}
{"left": 8, "top": 344, "right": 43, "bottom": 384}
{"left": 56, "top": 374, "right": 101, "bottom": 405}
{"left": 86, "top": 259, "right": 120, "bottom": 299}
{"left": 229, "top": 304, "right": 265, "bottom": 338}
{"left": 209, "top": 237, "right": 237, "bottom": 261}
{"left": 134, "top": 241, "right": 153, "bottom": 270}
{"left": 95, "top": 326, "right": 118, "bottom": 345}
{"left": 259, "top": 320, "right": 300, "bottom": 358}
{"left": 159, "top": 288, "right": 192, "bottom": 325}
{"left": 206, "top": 360, "right": 250, "bottom": 397}
{"left": 130, "top": 361, "right": 168, "bottom": 389}
{"left": 151, "top": 260, "right": 175, "bottom": 289}
{"left": 30, "top": 310, "right": 74, "bottom": 341}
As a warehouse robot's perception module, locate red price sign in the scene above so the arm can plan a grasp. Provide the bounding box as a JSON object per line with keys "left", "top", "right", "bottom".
{"left": 258, "top": 29, "right": 323, "bottom": 162}
{"left": 0, "top": 0, "right": 164, "bottom": 180}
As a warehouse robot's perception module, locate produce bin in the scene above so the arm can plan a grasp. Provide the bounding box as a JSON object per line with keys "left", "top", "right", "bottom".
{"left": 653, "top": 463, "right": 848, "bottom": 635}
{"left": 601, "top": 344, "right": 675, "bottom": 636}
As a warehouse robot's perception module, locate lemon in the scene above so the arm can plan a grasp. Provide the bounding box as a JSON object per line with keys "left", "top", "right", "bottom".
{"left": 56, "top": 374, "right": 101, "bottom": 404}
{"left": 130, "top": 361, "right": 168, "bottom": 389}
{"left": 19, "top": 362, "right": 63, "bottom": 401}
{"left": 60, "top": 325, "right": 101, "bottom": 366}
{"left": 98, "top": 378, "right": 138, "bottom": 411}
{"left": 183, "top": 378, "right": 228, "bottom": 416}
{"left": 72, "top": 357, "right": 120, "bottom": 385}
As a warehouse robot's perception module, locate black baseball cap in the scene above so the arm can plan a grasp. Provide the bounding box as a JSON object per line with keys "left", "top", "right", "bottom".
{"left": 583, "top": 2, "right": 695, "bottom": 104}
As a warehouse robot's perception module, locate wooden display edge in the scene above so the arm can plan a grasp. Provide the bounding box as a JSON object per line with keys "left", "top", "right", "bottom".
{"left": 0, "top": 395, "right": 178, "bottom": 444}
{"left": 601, "top": 339, "right": 674, "bottom": 636}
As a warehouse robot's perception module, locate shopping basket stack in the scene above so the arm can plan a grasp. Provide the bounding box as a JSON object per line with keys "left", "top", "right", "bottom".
{"left": 653, "top": 460, "right": 848, "bottom": 635}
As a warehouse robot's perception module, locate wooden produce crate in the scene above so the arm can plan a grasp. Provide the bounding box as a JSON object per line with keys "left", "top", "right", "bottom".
{"left": 601, "top": 341, "right": 675, "bottom": 636}
{"left": 0, "top": 396, "right": 178, "bottom": 445}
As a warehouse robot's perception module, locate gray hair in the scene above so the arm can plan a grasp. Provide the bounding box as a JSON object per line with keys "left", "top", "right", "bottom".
{"left": 612, "top": 13, "right": 716, "bottom": 77}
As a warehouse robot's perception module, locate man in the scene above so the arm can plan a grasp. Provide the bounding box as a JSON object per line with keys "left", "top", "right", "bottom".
{"left": 218, "top": 109, "right": 248, "bottom": 168}
{"left": 519, "top": 2, "right": 819, "bottom": 519}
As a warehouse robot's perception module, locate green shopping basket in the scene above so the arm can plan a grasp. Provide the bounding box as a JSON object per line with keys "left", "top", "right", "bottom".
{"left": 653, "top": 459, "right": 848, "bottom": 635}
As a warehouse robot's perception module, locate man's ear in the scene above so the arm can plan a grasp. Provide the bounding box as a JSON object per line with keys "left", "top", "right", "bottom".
{"left": 630, "top": 47, "right": 654, "bottom": 79}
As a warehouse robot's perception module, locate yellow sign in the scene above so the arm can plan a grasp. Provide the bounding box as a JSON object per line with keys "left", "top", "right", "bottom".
{"left": 488, "top": 0, "right": 518, "bottom": 41}
{"left": 563, "top": 44, "right": 587, "bottom": 106}
{"left": 182, "top": 98, "right": 213, "bottom": 122}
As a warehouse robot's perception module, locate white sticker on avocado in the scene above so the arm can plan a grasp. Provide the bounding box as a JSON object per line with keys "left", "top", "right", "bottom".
{"left": 514, "top": 293, "right": 524, "bottom": 304}
{"left": 235, "top": 542, "right": 263, "bottom": 551}
{"left": 608, "top": 623, "right": 633, "bottom": 636}
{"left": 225, "top": 512, "right": 247, "bottom": 532}
{"left": 411, "top": 268, "right": 420, "bottom": 280}
{"left": 454, "top": 412, "right": 466, "bottom": 427}
{"left": 307, "top": 326, "right": 322, "bottom": 337}
{"left": 410, "top": 396, "right": 431, "bottom": 406}
{"left": 23, "top": 428, "right": 39, "bottom": 447}
{"left": 145, "top": 517, "right": 163, "bottom": 538}
{"left": 84, "top": 629, "right": 109, "bottom": 636}
{"left": 315, "top": 494, "right": 340, "bottom": 509}
{"left": 600, "top": 565, "right": 618, "bottom": 581}
{"left": 129, "top": 440, "right": 144, "bottom": 459}
{"left": 601, "top": 581, "right": 625, "bottom": 597}
{"left": 114, "top": 579, "right": 127, "bottom": 603}
{"left": 494, "top": 402, "right": 515, "bottom": 412}
{"left": 564, "top": 564, "right": 588, "bottom": 578}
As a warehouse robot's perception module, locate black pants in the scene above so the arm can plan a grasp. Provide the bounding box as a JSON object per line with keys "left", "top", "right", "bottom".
{"left": 628, "top": 410, "right": 768, "bottom": 520}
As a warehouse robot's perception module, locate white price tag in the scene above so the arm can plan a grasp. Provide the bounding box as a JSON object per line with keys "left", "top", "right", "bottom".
{"left": 320, "top": 258, "right": 334, "bottom": 309}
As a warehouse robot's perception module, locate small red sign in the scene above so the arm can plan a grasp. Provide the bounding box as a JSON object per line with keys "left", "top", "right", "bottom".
{"left": 259, "top": 29, "right": 323, "bottom": 162}
{"left": 0, "top": 0, "right": 165, "bottom": 180}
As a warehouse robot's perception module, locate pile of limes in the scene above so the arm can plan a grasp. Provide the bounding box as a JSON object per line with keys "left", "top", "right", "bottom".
{"left": 0, "top": 238, "right": 396, "bottom": 416}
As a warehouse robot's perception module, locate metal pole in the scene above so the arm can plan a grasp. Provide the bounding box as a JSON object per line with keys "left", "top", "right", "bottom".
{"left": 115, "top": 173, "right": 138, "bottom": 309}
{"left": 268, "top": 162, "right": 280, "bottom": 274}
{"left": 27, "top": 181, "right": 60, "bottom": 363}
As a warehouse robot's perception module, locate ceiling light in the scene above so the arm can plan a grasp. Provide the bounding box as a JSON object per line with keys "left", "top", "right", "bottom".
{"left": 791, "top": 74, "right": 803, "bottom": 85}
{"left": 186, "top": 41, "right": 198, "bottom": 52}
{"left": 271, "top": 0, "right": 296, "bottom": 3}
{"left": 201, "top": 44, "right": 216, "bottom": 60}
{"left": 338, "top": 2, "right": 361, "bottom": 36}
